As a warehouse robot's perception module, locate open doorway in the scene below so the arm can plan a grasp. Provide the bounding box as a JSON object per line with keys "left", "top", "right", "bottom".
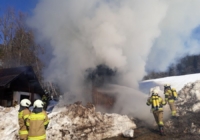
{"left": 20, "top": 95, "right": 30, "bottom": 101}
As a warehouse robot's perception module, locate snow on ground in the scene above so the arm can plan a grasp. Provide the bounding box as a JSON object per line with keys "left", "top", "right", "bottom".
{"left": 1, "top": 73, "right": 200, "bottom": 139}
{"left": 140, "top": 77, "right": 200, "bottom": 136}
{"left": 164, "top": 80, "right": 200, "bottom": 136}
{"left": 140, "top": 74, "right": 200, "bottom": 136}
{"left": 47, "top": 102, "right": 136, "bottom": 140}
{"left": 0, "top": 102, "right": 135, "bottom": 140}
{"left": 177, "top": 80, "right": 200, "bottom": 113}
{"left": 140, "top": 73, "right": 200, "bottom": 94}
{"left": 0, "top": 106, "right": 19, "bottom": 140}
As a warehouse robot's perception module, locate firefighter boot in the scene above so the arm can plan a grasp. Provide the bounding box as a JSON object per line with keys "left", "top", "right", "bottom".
{"left": 159, "top": 126, "right": 165, "bottom": 136}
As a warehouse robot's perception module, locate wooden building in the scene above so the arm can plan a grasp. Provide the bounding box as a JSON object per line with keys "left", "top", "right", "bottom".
{"left": 0, "top": 66, "right": 44, "bottom": 107}
{"left": 92, "top": 85, "right": 116, "bottom": 110}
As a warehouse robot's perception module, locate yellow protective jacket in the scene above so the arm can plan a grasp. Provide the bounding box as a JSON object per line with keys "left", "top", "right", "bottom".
{"left": 18, "top": 108, "right": 30, "bottom": 136}
{"left": 146, "top": 95, "right": 166, "bottom": 111}
{"left": 26, "top": 110, "right": 49, "bottom": 140}
{"left": 164, "top": 88, "right": 178, "bottom": 102}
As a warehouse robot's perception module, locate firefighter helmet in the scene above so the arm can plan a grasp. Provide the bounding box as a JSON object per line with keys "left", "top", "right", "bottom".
{"left": 33, "top": 99, "right": 44, "bottom": 108}
{"left": 20, "top": 99, "right": 31, "bottom": 107}
{"left": 152, "top": 89, "right": 159, "bottom": 95}
{"left": 164, "top": 84, "right": 171, "bottom": 87}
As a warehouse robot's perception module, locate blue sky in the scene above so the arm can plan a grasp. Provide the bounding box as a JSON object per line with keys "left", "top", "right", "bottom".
{"left": 0, "top": 0, "right": 39, "bottom": 15}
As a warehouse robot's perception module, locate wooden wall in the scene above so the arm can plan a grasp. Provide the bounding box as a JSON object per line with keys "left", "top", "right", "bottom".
{"left": 92, "top": 87, "right": 116, "bottom": 109}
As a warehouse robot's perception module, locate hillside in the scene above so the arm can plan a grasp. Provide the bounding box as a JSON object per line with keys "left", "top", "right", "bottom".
{"left": 140, "top": 73, "right": 200, "bottom": 93}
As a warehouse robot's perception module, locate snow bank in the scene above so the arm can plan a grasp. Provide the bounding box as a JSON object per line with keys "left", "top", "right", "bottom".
{"left": 0, "top": 106, "right": 19, "bottom": 140}
{"left": 0, "top": 103, "right": 135, "bottom": 140}
{"left": 47, "top": 103, "right": 136, "bottom": 140}
{"left": 140, "top": 73, "right": 200, "bottom": 93}
{"left": 178, "top": 80, "right": 200, "bottom": 112}
{"left": 165, "top": 80, "right": 200, "bottom": 135}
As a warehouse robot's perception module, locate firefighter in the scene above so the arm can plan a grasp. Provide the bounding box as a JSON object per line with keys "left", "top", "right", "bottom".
{"left": 18, "top": 99, "right": 31, "bottom": 140}
{"left": 26, "top": 99, "right": 49, "bottom": 140}
{"left": 164, "top": 84, "right": 178, "bottom": 118}
{"left": 42, "top": 90, "right": 51, "bottom": 110}
{"left": 146, "top": 89, "right": 166, "bottom": 135}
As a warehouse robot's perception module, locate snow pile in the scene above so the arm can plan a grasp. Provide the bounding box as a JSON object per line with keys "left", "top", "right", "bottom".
{"left": 0, "top": 106, "right": 19, "bottom": 140}
{"left": 140, "top": 73, "right": 200, "bottom": 94}
{"left": 178, "top": 80, "right": 200, "bottom": 113}
{"left": 123, "top": 129, "right": 134, "bottom": 138}
{"left": 165, "top": 80, "right": 200, "bottom": 135}
{"left": 0, "top": 102, "right": 135, "bottom": 140}
{"left": 47, "top": 102, "right": 136, "bottom": 140}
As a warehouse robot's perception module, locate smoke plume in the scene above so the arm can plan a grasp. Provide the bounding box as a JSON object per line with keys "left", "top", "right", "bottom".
{"left": 27, "top": 0, "right": 200, "bottom": 122}
{"left": 146, "top": 0, "right": 200, "bottom": 71}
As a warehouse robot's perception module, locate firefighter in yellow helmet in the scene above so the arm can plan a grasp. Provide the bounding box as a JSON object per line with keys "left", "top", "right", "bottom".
{"left": 18, "top": 99, "right": 31, "bottom": 140}
{"left": 146, "top": 89, "right": 166, "bottom": 135}
{"left": 164, "top": 84, "right": 178, "bottom": 118}
{"left": 26, "top": 99, "right": 49, "bottom": 140}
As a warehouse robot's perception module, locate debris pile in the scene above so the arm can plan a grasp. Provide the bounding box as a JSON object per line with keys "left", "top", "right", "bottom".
{"left": 47, "top": 102, "right": 136, "bottom": 140}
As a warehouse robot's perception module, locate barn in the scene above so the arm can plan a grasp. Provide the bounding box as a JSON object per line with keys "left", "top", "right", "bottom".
{"left": 92, "top": 86, "right": 116, "bottom": 110}
{"left": 0, "top": 66, "right": 44, "bottom": 107}
{"left": 86, "top": 65, "right": 117, "bottom": 110}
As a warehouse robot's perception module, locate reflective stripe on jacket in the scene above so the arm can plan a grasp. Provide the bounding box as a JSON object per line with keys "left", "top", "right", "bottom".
{"left": 28, "top": 134, "right": 46, "bottom": 140}
{"left": 18, "top": 109, "right": 30, "bottom": 135}
{"left": 26, "top": 110, "right": 49, "bottom": 139}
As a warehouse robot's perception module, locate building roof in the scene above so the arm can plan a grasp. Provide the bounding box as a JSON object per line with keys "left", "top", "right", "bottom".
{"left": 0, "top": 66, "right": 44, "bottom": 96}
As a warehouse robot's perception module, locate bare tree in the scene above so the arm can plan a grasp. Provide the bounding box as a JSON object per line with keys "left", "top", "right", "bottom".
{"left": 0, "top": 8, "right": 62, "bottom": 97}
{"left": 0, "top": 8, "right": 44, "bottom": 81}
{"left": 0, "top": 8, "right": 16, "bottom": 67}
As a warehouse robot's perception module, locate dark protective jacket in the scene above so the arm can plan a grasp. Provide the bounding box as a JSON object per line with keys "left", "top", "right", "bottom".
{"left": 42, "top": 94, "right": 51, "bottom": 110}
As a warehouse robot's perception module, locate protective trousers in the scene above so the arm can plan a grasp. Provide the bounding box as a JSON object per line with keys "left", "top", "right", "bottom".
{"left": 153, "top": 110, "right": 164, "bottom": 126}
{"left": 19, "top": 134, "right": 28, "bottom": 140}
{"left": 168, "top": 100, "right": 176, "bottom": 116}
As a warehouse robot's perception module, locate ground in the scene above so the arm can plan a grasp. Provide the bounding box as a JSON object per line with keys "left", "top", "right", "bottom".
{"left": 103, "top": 127, "right": 199, "bottom": 140}
{"left": 103, "top": 117, "right": 200, "bottom": 140}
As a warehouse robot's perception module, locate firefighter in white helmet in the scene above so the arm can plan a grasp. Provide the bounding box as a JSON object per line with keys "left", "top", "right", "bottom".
{"left": 164, "top": 84, "right": 178, "bottom": 118}
{"left": 26, "top": 99, "right": 49, "bottom": 140}
{"left": 18, "top": 99, "right": 31, "bottom": 140}
{"left": 146, "top": 89, "right": 166, "bottom": 135}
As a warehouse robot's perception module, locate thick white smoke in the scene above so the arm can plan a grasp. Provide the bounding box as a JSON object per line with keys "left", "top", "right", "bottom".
{"left": 147, "top": 0, "right": 200, "bottom": 71}
{"left": 28, "top": 0, "right": 166, "bottom": 88}
{"left": 27, "top": 0, "right": 200, "bottom": 122}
